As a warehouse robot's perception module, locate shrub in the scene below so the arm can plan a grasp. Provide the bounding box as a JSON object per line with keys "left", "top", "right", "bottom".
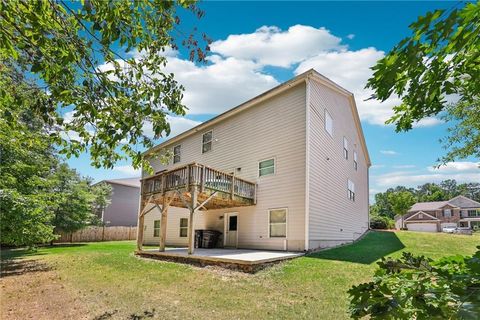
{"left": 348, "top": 247, "right": 480, "bottom": 319}
{"left": 370, "top": 215, "right": 394, "bottom": 229}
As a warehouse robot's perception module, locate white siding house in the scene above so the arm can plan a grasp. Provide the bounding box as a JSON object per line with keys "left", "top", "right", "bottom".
{"left": 141, "top": 69, "right": 371, "bottom": 252}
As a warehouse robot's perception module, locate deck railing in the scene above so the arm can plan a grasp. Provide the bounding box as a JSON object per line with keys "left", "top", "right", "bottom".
{"left": 142, "top": 163, "right": 256, "bottom": 201}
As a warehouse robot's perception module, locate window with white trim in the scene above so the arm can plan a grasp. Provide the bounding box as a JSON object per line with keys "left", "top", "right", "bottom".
{"left": 325, "top": 110, "right": 333, "bottom": 137}
{"left": 173, "top": 145, "right": 181, "bottom": 164}
{"left": 202, "top": 131, "right": 213, "bottom": 153}
{"left": 468, "top": 209, "right": 480, "bottom": 217}
{"left": 343, "top": 137, "right": 349, "bottom": 159}
{"left": 443, "top": 209, "right": 452, "bottom": 218}
{"left": 353, "top": 151, "right": 358, "bottom": 170}
{"left": 153, "top": 220, "right": 160, "bottom": 237}
{"left": 179, "top": 218, "right": 188, "bottom": 237}
{"left": 259, "top": 158, "right": 275, "bottom": 177}
{"left": 347, "top": 179, "right": 355, "bottom": 201}
{"left": 269, "top": 208, "right": 287, "bottom": 238}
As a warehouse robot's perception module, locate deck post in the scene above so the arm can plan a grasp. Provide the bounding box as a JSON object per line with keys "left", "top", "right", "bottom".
{"left": 159, "top": 196, "right": 169, "bottom": 252}
{"left": 136, "top": 200, "right": 146, "bottom": 251}
{"left": 188, "top": 185, "right": 197, "bottom": 255}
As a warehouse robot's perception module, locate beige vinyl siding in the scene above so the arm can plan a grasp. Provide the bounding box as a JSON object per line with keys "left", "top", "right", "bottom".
{"left": 143, "top": 205, "right": 205, "bottom": 246}
{"left": 145, "top": 83, "right": 307, "bottom": 251}
{"left": 307, "top": 78, "right": 369, "bottom": 249}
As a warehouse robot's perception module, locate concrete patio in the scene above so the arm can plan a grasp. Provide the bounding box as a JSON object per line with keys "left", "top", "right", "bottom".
{"left": 135, "top": 248, "right": 304, "bottom": 273}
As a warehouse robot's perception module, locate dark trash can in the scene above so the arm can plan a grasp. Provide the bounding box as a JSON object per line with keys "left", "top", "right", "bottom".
{"left": 201, "top": 230, "right": 221, "bottom": 248}
{"left": 194, "top": 230, "right": 204, "bottom": 248}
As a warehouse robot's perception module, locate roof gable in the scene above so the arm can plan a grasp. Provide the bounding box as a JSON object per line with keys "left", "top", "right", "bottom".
{"left": 143, "top": 69, "right": 371, "bottom": 166}
{"left": 405, "top": 211, "right": 439, "bottom": 221}
{"left": 448, "top": 195, "right": 480, "bottom": 208}
{"left": 409, "top": 201, "right": 448, "bottom": 212}
{"left": 308, "top": 72, "right": 370, "bottom": 167}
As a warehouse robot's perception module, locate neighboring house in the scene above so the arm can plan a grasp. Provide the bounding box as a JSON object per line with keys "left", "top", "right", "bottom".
{"left": 395, "top": 195, "right": 480, "bottom": 232}
{"left": 97, "top": 178, "right": 141, "bottom": 226}
{"left": 139, "top": 69, "right": 371, "bottom": 252}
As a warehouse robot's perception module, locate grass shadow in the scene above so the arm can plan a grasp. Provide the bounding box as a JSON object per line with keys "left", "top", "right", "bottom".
{"left": 307, "top": 231, "right": 405, "bottom": 264}
{"left": 0, "top": 258, "right": 51, "bottom": 278}
{"left": 48, "top": 243, "right": 88, "bottom": 248}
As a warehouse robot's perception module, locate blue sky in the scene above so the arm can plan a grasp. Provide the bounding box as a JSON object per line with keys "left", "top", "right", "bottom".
{"left": 67, "top": 1, "right": 479, "bottom": 200}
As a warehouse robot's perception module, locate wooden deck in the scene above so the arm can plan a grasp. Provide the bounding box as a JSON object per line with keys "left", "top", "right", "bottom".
{"left": 141, "top": 163, "right": 257, "bottom": 210}
{"left": 136, "top": 248, "right": 304, "bottom": 273}
{"left": 137, "top": 163, "right": 257, "bottom": 255}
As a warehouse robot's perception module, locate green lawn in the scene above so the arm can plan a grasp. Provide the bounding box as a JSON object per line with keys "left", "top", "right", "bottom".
{"left": 2, "top": 231, "right": 478, "bottom": 319}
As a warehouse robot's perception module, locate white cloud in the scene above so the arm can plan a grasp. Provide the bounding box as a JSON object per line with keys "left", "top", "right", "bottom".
{"left": 162, "top": 55, "right": 279, "bottom": 114}
{"left": 374, "top": 162, "right": 479, "bottom": 189}
{"left": 374, "top": 171, "right": 480, "bottom": 188}
{"left": 380, "top": 150, "right": 398, "bottom": 156}
{"left": 112, "top": 165, "right": 141, "bottom": 176}
{"left": 413, "top": 117, "right": 444, "bottom": 128}
{"left": 393, "top": 165, "right": 416, "bottom": 169}
{"left": 142, "top": 115, "right": 201, "bottom": 139}
{"left": 293, "top": 48, "right": 444, "bottom": 126}
{"left": 294, "top": 48, "right": 406, "bottom": 125}
{"left": 371, "top": 164, "right": 386, "bottom": 169}
{"left": 98, "top": 25, "right": 443, "bottom": 126}
{"left": 210, "top": 25, "right": 344, "bottom": 68}
{"left": 428, "top": 161, "right": 480, "bottom": 173}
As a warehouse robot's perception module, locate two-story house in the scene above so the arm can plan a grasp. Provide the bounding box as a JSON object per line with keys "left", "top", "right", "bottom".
{"left": 94, "top": 178, "right": 141, "bottom": 226}
{"left": 137, "top": 69, "right": 371, "bottom": 253}
{"left": 395, "top": 195, "right": 480, "bottom": 232}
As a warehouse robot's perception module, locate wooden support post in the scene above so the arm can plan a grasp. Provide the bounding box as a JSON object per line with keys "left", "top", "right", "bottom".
{"left": 136, "top": 205, "right": 146, "bottom": 251}
{"left": 136, "top": 195, "right": 153, "bottom": 251}
{"left": 188, "top": 185, "right": 197, "bottom": 255}
{"left": 159, "top": 197, "right": 169, "bottom": 252}
{"left": 200, "top": 165, "right": 205, "bottom": 193}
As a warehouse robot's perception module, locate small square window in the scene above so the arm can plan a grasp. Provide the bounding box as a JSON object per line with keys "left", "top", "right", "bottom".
{"left": 269, "top": 209, "right": 287, "bottom": 238}
{"left": 259, "top": 158, "right": 275, "bottom": 177}
{"left": 173, "top": 145, "right": 181, "bottom": 164}
{"left": 179, "top": 218, "right": 188, "bottom": 237}
{"left": 202, "top": 131, "right": 213, "bottom": 153}
{"left": 153, "top": 220, "right": 160, "bottom": 237}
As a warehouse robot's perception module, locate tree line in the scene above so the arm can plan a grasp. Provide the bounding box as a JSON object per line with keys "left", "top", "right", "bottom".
{"left": 0, "top": 66, "right": 112, "bottom": 248}
{"left": 369, "top": 180, "right": 480, "bottom": 228}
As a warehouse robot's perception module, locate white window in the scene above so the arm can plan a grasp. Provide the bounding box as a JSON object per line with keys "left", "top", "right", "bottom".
{"left": 343, "top": 137, "right": 349, "bottom": 159}
{"left": 347, "top": 179, "right": 355, "bottom": 201}
{"left": 173, "top": 145, "right": 181, "bottom": 164}
{"left": 353, "top": 151, "right": 358, "bottom": 170}
{"left": 259, "top": 158, "right": 275, "bottom": 177}
{"left": 202, "top": 131, "right": 213, "bottom": 153}
{"left": 179, "top": 218, "right": 188, "bottom": 237}
{"left": 269, "top": 208, "right": 287, "bottom": 238}
{"left": 153, "top": 220, "right": 160, "bottom": 237}
{"left": 418, "top": 213, "right": 424, "bottom": 219}
{"left": 325, "top": 110, "right": 333, "bottom": 137}
{"left": 468, "top": 209, "right": 480, "bottom": 217}
{"left": 443, "top": 209, "right": 452, "bottom": 218}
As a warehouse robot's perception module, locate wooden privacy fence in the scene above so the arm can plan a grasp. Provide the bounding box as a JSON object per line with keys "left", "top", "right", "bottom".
{"left": 55, "top": 226, "right": 137, "bottom": 243}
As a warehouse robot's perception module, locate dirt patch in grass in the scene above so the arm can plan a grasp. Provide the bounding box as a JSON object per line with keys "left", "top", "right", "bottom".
{"left": 1, "top": 258, "right": 90, "bottom": 320}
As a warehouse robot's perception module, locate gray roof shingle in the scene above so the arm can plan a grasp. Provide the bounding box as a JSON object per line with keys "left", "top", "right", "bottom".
{"left": 408, "top": 195, "right": 480, "bottom": 212}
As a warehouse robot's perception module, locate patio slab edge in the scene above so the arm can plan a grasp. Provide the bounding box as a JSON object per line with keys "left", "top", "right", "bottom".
{"left": 134, "top": 250, "right": 304, "bottom": 273}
